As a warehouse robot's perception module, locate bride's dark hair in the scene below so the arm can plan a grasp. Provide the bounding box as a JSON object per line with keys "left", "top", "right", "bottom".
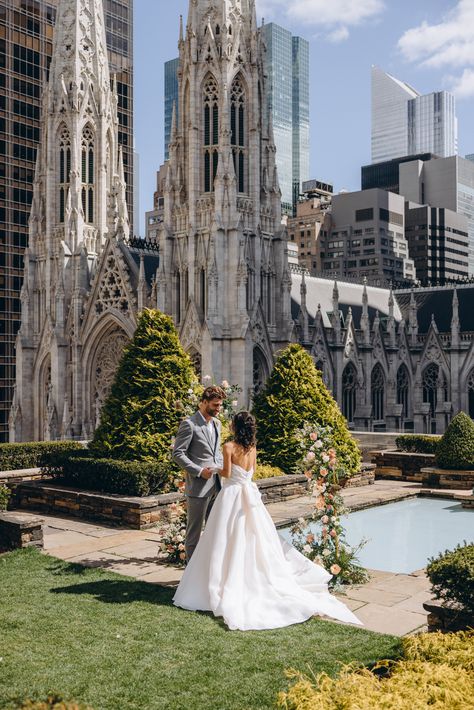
{"left": 232, "top": 411, "right": 257, "bottom": 451}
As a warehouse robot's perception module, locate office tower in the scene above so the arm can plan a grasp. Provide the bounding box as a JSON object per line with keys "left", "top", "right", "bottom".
{"left": 260, "top": 23, "right": 310, "bottom": 215}
{"left": 371, "top": 66, "right": 457, "bottom": 164}
{"left": 399, "top": 155, "right": 474, "bottom": 275}
{"left": 164, "top": 57, "right": 179, "bottom": 161}
{"left": 361, "top": 153, "right": 436, "bottom": 193}
{"left": 0, "top": 0, "right": 133, "bottom": 443}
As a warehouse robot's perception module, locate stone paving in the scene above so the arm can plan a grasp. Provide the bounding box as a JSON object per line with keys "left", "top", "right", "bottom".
{"left": 12, "top": 480, "right": 472, "bottom": 637}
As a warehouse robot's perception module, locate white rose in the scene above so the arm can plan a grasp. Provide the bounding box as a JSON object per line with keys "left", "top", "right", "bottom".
{"left": 232, "top": 400, "right": 238, "bottom": 407}
{"left": 203, "top": 375, "right": 212, "bottom": 381}
{"left": 303, "top": 544, "right": 312, "bottom": 553}
{"left": 322, "top": 549, "right": 331, "bottom": 557}
{"left": 315, "top": 440, "right": 323, "bottom": 449}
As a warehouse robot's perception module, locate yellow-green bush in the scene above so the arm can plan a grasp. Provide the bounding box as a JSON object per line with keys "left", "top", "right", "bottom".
{"left": 254, "top": 464, "right": 285, "bottom": 480}
{"left": 277, "top": 631, "right": 474, "bottom": 710}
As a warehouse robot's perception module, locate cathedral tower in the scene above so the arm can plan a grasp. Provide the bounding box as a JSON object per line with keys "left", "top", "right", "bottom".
{"left": 11, "top": 0, "right": 129, "bottom": 441}
{"left": 158, "top": 0, "right": 293, "bottom": 400}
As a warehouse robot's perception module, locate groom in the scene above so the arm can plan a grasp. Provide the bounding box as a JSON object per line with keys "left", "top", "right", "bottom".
{"left": 172, "top": 385, "right": 225, "bottom": 561}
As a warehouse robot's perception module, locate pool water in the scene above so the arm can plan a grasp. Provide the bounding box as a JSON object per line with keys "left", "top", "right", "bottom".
{"left": 280, "top": 497, "right": 474, "bottom": 574}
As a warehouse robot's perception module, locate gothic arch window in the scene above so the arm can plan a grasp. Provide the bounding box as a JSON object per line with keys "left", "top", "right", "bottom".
{"left": 92, "top": 328, "right": 129, "bottom": 429}
{"left": 81, "top": 125, "right": 95, "bottom": 223}
{"left": 342, "top": 362, "right": 357, "bottom": 425}
{"left": 397, "top": 364, "right": 410, "bottom": 420}
{"left": 468, "top": 369, "right": 474, "bottom": 418}
{"left": 58, "top": 125, "right": 71, "bottom": 223}
{"left": 423, "top": 363, "right": 439, "bottom": 418}
{"left": 203, "top": 75, "right": 219, "bottom": 192}
{"left": 371, "top": 364, "right": 385, "bottom": 422}
{"left": 253, "top": 347, "right": 269, "bottom": 396}
{"left": 188, "top": 349, "right": 202, "bottom": 379}
{"left": 231, "top": 75, "right": 247, "bottom": 193}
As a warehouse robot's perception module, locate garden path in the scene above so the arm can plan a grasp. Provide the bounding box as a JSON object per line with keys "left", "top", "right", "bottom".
{"left": 14, "top": 480, "right": 471, "bottom": 637}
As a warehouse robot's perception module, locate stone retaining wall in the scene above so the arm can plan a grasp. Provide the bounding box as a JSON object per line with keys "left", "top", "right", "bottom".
{"left": 14, "top": 474, "right": 311, "bottom": 529}
{"left": 0, "top": 468, "right": 48, "bottom": 487}
{"left": 0, "top": 512, "right": 43, "bottom": 550}
{"left": 421, "top": 467, "right": 474, "bottom": 490}
{"left": 372, "top": 451, "right": 436, "bottom": 482}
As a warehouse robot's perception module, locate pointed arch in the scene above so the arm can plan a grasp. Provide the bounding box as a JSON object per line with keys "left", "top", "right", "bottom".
{"left": 202, "top": 74, "right": 219, "bottom": 193}
{"left": 187, "top": 348, "right": 202, "bottom": 379}
{"left": 230, "top": 73, "right": 248, "bottom": 193}
{"left": 81, "top": 124, "right": 95, "bottom": 223}
{"left": 253, "top": 346, "right": 270, "bottom": 396}
{"left": 396, "top": 363, "right": 411, "bottom": 422}
{"left": 371, "top": 363, "right": 385, "bottom": 423}
{"left": 342, "top": 362, "right": 357, "bottom": 425}
{"left": 422, "top": 363, "right": 439, "bottom": 420}
{"left": 58, "top": 124, "right": 71, "bottom": 223}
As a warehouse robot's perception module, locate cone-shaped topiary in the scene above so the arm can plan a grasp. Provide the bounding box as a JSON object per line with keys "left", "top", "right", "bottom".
{"left": 253, "top": 344, "right": 361, "bottom": 475}
{"left": 435, "top": 411, "right": 474, "bottom": 470}
{"left": 90, "top": 309, "right": 195, "bottom": 464}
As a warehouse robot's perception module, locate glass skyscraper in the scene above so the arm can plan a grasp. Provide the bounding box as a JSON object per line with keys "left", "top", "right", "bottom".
{"left": 164, "top": 57, "right": 179, "bottom": 161}
{"left": 260, "top": 23, "right": 310, "bottom": 215}
{"left": 371, "top": 66, "right": 457, "bottom": 164}
{"left": 0, "top": 0, "right": 134, "bottom": 442}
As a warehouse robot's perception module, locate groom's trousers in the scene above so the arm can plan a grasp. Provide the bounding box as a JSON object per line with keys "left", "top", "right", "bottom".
{"left": 186, "top": 493, "right": 216, "bottom": 561}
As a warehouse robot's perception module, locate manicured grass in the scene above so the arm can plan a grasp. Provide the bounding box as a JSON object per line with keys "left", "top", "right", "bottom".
{"left": 0, "top": 549, "right": 401, "bottom": 710}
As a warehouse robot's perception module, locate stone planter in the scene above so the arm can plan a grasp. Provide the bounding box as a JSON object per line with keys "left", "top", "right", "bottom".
{"left": 14, "top": 474, "right": 310, "bottom": 529}
{"left": 420, "top": 467, "right": 474, "bottom": 490}
{"left": 372, "top": 450, "right": 435, "bottom": 482}
{"left": 0, "top": 511, "right": 43, "bottom": 550}
{"left": 459, "top": 494, "right": 474, "bottom": 509}
{"left": 340, "top": 464, "right": 376, "bottom": 488}
{"left": 423, "top": 600, "right": 474, "bottom": 632}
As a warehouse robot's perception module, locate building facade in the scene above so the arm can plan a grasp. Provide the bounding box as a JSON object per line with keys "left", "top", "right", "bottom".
{"left": 287, "top": 179, "right": 332, "bottom": 273}
{"left": 164, "top": 57, "right": 179, "bottom": 161}
{"left": 371, "top": 66, "right": 457, "bottom": 164}
{"left": 12, "top": 0, "right": 474, "bottom": 442}
{"left": 0, "top": 0, "right": 133, "bottom": 442}
{"left": 260, "top": 22, "right": 309, "bottom": 215}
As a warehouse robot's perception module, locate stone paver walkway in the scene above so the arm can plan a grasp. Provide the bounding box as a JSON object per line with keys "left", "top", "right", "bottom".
{"left": 13, "top": 480, "right": 472, "bottom": 637}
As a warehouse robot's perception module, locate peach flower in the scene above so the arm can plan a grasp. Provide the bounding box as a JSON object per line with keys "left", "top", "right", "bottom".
{"left": 330, "top": 564, "right": 341, "bottom": 575}
{"left": 321, "top": 515, "right": 329, "bottom": 524}
{"left": 310, "top": 432, "right": 318, "bottom": 441}
{"left": 306, "top": 534, "right": 315, "bottom": 544}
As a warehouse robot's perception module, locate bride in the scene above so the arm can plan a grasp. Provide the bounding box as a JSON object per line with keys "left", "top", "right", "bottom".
{"left": 173, "top": 411, "right": 362, "bottom": 631}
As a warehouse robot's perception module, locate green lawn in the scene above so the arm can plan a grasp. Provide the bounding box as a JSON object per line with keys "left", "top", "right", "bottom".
{"left": 0, "top": 549, "right": 401, "bottom": 710}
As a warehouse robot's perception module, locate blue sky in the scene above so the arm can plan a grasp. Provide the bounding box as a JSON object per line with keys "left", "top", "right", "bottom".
{"left": 134, "top": 0, "right": 474, "bottom": 235}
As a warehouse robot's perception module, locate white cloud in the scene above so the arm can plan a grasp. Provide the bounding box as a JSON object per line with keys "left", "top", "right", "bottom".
{"left": 397, "top": 0, "right": 474, "bottom": 97}
{"left": 450, "top": 68, "right": 474, "bottom": 98}
{"left": 257, "top": 0, "right": 384, "bottom": 40}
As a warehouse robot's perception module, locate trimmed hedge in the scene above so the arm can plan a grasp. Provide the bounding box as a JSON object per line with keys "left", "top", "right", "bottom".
{"left": 42, "top": 452, "right": 171, "bottom": 497}
{"left": 0, "top": 441, "right": 84, "bottom": 473}
{"left": 253, "top": 344, "right": 361, "bottom": 475}
{"left": 427, "top": 543, "right": 474, "bottom": 617}
{"left": 396, "top": 434, "right": 441, "bottom": 455}
{"left": 436, "top": 411, "right": 474, "bottom": 470}
{"left": 253, "top": 464, "right": 285, "bottom": 480}
{"left": 278, "top": 631, "right": 474, "bottom": 709}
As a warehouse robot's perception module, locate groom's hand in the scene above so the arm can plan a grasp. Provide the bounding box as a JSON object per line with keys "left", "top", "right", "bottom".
{"left": 200, "top": 467, "right": 214, "bottom": 480}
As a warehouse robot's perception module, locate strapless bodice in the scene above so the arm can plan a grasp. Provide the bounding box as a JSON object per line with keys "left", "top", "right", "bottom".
{"left": 222, "top": 463, "right": 254, "bottom": 487}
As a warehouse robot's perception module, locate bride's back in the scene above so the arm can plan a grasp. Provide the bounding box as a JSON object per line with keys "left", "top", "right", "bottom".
{"left": 229, "top": 441, "right": 256, "bottom": 473}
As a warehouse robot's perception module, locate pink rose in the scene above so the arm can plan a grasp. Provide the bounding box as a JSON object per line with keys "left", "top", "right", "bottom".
{"left": 330, "top": 564, "right": 341, "bottom": 575}
{"left": 330, "top": 529, "right": 337, "bottom": 539}
{"left": 306, "top": 451, "right": 316, "bottom": 462}
{"left": 321, "top": 515, "right": 329, "bottom": 524}
{"left": 320, "top": 468, "right": 328, "bottom": 477}
{"left": 221, "top": 380, "right": 230, "bottom": 388}
{"left": 322, "top": 527, "right": 328, "bottom": 537}
{"left": 306, "top": 534, "right": 315, "bottom": 544}
{"left": 310, "top": 432, "right": 318, "bottom": 441}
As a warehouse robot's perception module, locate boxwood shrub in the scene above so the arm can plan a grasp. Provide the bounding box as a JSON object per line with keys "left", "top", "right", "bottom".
{"left": 436, "top": 411, "right": 474, "bottom": 470}
{"left": 41, "top": 452, "right": 172, "bottom": 497}
{"left": 0, "top": 441, "right": 84, "bottom": 473}
{"left": 395, "top": 434, "right": 441, "bottom": 454}
{"left": 426, "top": 542, "right": 474, "bottom": 617}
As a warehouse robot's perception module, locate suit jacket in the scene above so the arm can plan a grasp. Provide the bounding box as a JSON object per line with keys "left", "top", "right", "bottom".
{"left": 172, "top": 411, "right": 224, "bottom": 498}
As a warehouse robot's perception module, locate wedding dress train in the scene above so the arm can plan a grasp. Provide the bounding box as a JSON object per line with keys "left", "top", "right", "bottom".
{"left": 173, "top": 464, "right": 362, "bottom": 631}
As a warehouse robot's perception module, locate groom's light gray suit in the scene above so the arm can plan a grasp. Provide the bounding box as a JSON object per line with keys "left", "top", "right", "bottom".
{"left": 172, "top": 411, "right": 223, "bottom": 560}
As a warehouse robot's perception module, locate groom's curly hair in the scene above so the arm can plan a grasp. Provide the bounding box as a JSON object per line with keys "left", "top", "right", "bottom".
{"left": 233, "top": 411, "right": 257, "bottom": 451}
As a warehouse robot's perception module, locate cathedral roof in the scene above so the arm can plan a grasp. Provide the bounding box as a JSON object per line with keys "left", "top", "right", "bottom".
{"left": 395, "top": 284, "right": 474, "bottom": 334}
{"left": 291, "top": 273, "right": 402, "bottom": 328}
{"left": 122, "top": 242, "right": 161, "bottom": 287}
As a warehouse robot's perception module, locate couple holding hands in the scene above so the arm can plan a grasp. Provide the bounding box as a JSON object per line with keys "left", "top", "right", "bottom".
{"left": 172, "top": 385, "right": 361, "bottom": 631}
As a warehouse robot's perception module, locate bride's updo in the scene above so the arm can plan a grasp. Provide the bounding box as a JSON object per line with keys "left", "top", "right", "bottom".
{"left": 232, "top": 411, "right": 257, "bottom": 451}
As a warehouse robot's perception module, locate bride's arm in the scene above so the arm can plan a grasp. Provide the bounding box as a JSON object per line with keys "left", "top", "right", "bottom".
{"left": 219, "top": 442, "right": 233, "bottom": 478}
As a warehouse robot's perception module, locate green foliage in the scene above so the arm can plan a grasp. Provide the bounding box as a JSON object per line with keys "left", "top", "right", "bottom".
{"left": 42, "top": 452, "right": 171, "bottom": 497}
{"left": 0, "top": 441, "right": 83, "bottom": 473}
{"left": 278, "top": 631, "right": 474, "bottom": 709}
{"left": 0, "top": 483, "right": 11, "bottom": 511}
{"left": 90, "top": 309, "right": 195, "bottom": 464}
{"left": 253, "top": 464, "right": 285, "bottom": 480}
{"left": 426, "top": 543, "right": 474, "bottom": 616}
{"left": 435, "top": 412, "right": 474, "bottom": 470}
{"left": 396, "top": 434, "right": 441, "bottom": 454}
{"left": 253, "top": 344, "right": 361, "bottom": 475}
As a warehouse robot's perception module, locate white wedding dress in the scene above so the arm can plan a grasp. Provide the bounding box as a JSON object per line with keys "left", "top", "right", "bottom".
{"left": 173, "top": 464, "right": 362, "bottom": 631}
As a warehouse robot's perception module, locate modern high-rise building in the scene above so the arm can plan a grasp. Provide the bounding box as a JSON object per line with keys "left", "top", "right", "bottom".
{"left": 164, "top": 57, "right": 179, "bottom": 161}
{"left": 259, "top": 23, "right": 310, "bottom": 215}
{"left": 0, "top": 0, "right": 134, "bottom": 443}
{"left": 371, "top": 66, "right": 457, "bottom": 164}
